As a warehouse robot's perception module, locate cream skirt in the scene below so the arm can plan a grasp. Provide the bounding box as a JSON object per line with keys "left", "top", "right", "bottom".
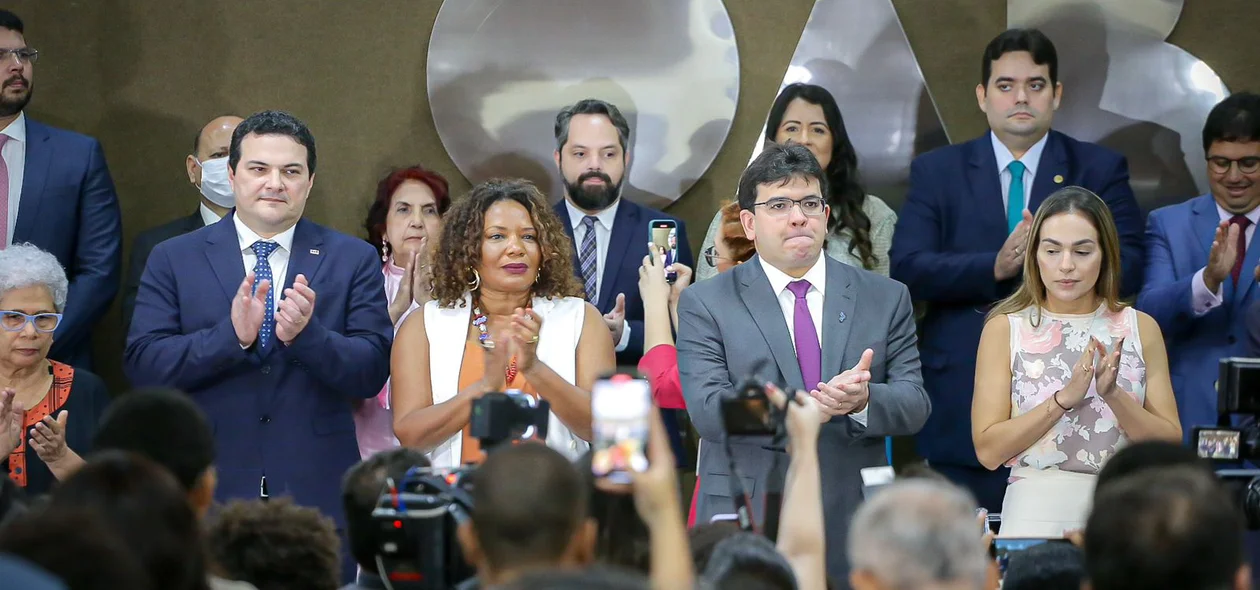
{"left": 997, "top": 467, "right": 1097, "bottom": 538}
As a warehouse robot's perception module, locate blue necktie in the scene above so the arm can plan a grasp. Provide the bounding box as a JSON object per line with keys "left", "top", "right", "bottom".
{"left": 1007, "top": 160, "right": 1026, "bottom": 234}
{"left": 579, "top": 216, "right": 598, "bottom": 302}
{"left": 250, "top": 240, "right": 279, "bottom": 348}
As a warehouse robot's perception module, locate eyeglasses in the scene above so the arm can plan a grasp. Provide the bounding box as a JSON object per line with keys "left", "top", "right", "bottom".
{"left": 703, "top": 245, "right": 730, "bottom": 268}
{"left": 0, "top": 48, "right": 38, "bottom": 65}
{"left": 1207, "top": 156, "right": 1260, "bottom": 175}
{"left": 0, "top": 311, "right": 62, "bottom": 333}
{"left": 749, "top": 196, "right": 827, "bottom": 218}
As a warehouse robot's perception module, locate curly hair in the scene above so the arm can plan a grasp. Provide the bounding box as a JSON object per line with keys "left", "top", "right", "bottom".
{"left": 206, "top": 498, "right": 341, "bottom": 590}
{"left": 431, "top": 178, "right": 584, "bottom": 308}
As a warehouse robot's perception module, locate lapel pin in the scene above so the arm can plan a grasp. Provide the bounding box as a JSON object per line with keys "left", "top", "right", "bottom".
{"left": 309, "top": 249, "right": 320, "bottom": 255}
{"left": 838, "top": 311, "right": 847, "bottom": 323}
{"left": 1053, "top": 174, "right": 1064, "bottom": 184}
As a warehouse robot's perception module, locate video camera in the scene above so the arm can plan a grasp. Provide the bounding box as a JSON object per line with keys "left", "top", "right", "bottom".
{"left": 716, "top": 368, "right": 796, "bottom": 539}
{"left": 1191, "top": 358, "right": 1260, "bottom": 529}
{"left": 367, "top": 390, "right": 552, "bottom": 589}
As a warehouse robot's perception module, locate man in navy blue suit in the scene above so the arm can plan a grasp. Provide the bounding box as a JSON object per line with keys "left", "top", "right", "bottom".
{"left": 550, "top": 98, "right": 693, "bottom": 366}
{"left": 0, "top": 10, "right": 121, "bottom": 370}
{"left": 1138, "top": 93, "right": 1260, "bottom": 437}
{"left": 550, "top": 99, "right": 694, "bottom": 464}
{"left": 889, "top": 29, "right": 1144, "bottom": 511}
{"left": 124, "top": 111, "right": 391, "bottom": 579}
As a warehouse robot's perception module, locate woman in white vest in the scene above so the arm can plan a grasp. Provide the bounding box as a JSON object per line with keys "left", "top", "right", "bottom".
{"left": 390, "top": 178, "right": 616, "bottom": 468}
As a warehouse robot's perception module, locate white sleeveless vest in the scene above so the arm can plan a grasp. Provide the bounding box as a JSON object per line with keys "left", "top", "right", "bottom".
{"left": 423, "top": 294, "right": 590, "bottom": 468}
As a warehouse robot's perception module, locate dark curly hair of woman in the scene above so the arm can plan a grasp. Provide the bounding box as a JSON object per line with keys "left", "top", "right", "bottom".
{"left": 431, "top": 178, "right": 584, "bottom": 307}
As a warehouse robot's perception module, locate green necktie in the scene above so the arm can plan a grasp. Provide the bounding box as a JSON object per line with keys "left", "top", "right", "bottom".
{"left": 1007, "top": 160, "right": 1026, "bottom": 234}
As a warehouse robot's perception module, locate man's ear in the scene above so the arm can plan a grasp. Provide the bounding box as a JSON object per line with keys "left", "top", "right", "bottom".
{"left": 567, "top": 517, "right": 599, "bottom": 566}
{"left": 457, "top": 521, "right": 484, "bottom": 569}
{"left": 188, "top": 467, "right": 217, "bottom": 521}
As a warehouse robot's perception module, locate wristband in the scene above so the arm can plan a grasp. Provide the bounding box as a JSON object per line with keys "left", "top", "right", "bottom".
{"left": 1052, "top": 390, "right": 1070, "bottom": 411}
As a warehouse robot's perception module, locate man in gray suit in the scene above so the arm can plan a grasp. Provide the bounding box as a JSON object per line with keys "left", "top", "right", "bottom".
{"left": 677, "top": 143, "right": 931, "bottom": 578}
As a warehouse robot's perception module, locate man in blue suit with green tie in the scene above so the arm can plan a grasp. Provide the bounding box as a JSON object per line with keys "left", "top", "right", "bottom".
{"left": 890, "top": 29, "right": 1145, "bottom": 511}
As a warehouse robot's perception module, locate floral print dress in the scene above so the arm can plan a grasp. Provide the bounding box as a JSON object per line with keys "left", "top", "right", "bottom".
{"left": 1006, "top": 304, "right": 1146, "bottom": 476}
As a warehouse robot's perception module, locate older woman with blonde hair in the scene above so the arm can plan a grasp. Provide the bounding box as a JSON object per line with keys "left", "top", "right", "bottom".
{"left": 971, "top": 187, "right": 1181, "bottom": 537}
{"left": 0, "top": 243, "right": 110, "bottom": 495}
{"left": 391, "top": 179, "right": 615, "bottom": 466}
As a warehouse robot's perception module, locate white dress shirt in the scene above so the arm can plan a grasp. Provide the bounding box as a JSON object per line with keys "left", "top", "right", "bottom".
{"left": 1, "top": 112, "right": 26, "bottom": 246}
{"left": 992, "top": 130, "right": 1049, "bottom": 216}
{"left": 1192, "top": 202, "right": 1260, "bottom": 315}
{"left": 200, "top": 202, "right": 224, "bottom": 227}
{"left": 564, "top": 198, "right": 631, "bottom": 352}
{"left": 233, "top": 214, "right": 295, "bottom": 315}
{"left": 758, "top": 254, "right": 868, "bottom": 425}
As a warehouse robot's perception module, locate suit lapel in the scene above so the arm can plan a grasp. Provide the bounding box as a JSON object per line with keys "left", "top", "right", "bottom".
{"left": 1191, "top": 195, "right": 1219, "bottom": 262}
{"left": 820, "top": 258, "right": 856, "bottom": 383}
{"left": 12, "top": 120, "right": 52, "bottom": 243}
{"left": 553, "top": 200, "right": 583, "bottom": 280}
{"left": 1030, "top": 131, "right": 1068, "bottom": 209}
{"left": 597, "top": 199, "right": 637, "bottom": 311}
{"left": 965, "top": 135, "right": 1009, "bottom": 240}
{"left": 283, "top": 219, "right": 327, "bottom": 294}
{"left": 737, "top": 257, "right": 806, "bottom": 392}
{"left": 204, "top": 213, "right": 246, "bottom": 303}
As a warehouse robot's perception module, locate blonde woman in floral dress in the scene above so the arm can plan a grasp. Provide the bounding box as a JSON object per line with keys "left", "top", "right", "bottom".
{"left": 971, "top": 187, "right": 1182, "bottom": 537}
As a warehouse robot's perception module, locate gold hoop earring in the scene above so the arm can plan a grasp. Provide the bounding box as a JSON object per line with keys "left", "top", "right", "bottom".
{"left": 468, "top": 268, "right": 481, "bottom": 291}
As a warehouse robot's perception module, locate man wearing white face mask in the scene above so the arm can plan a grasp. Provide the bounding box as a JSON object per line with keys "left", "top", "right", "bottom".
{"left": 121, "top": 115, "right": 242, "bottom": 334}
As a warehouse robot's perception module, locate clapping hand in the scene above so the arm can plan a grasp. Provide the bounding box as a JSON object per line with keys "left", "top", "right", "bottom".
{"left": 508, "top": 307, "right": 542, "bottom": 374}
{"left": 231, "top": 272, "right": 270, "bottom": 348}
{"left": 1057, "top": 340, "right": 1100, "bottom": 408}
{"left": 29, "top": 410, "right": 69, "bottom": 464}
{"left": 276, "top": 274, "right": 317, "bottom": 345}
{"left": 0, "top": 389, "right": 23, "bottom": 456}
{"left": 389, "top": 248, "right": 422, "bottom": 324}
{"left": 1092, "top": 336, "right": 1124, "bottom": 398}
{"left": 603, "top": 294, "right": 627, "bottom": 343}
{"left": 1205, "top": 221, "right": 1242, "bottom": 294}
{"left": 811, "top": 349, "right": 874, "bottom": 420}
{"left": 994, "top": 210, "right": 1034, "bottom": 281}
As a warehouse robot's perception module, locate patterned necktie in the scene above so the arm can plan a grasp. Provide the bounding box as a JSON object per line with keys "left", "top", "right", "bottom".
{"left": 787, "top": 280, "right": 821, "bottom": 390}
{"left": 1231, "top": 214, "right": 1252, "bottom": 285}
{"left": 250, "top": 240, "right": 279, "bottom": 348}
{"left": 0, "top": 134, "right": 10, "bottom": 249}
{"left": 1007, "top": 160, "right": 1027, "bottom": 234}
{"left": 579, "top": 215, "right": 599, "bottom": 302}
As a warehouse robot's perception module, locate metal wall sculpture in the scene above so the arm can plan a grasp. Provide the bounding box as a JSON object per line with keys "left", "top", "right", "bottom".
{"left": 426, "top": 0, "right": 740, "bottom": 208}
{"left": 1009, "top": 0, "right": 1228, "bottom": 211}
{"left": 749, "top": 0, "right": 950, "bottom": 211}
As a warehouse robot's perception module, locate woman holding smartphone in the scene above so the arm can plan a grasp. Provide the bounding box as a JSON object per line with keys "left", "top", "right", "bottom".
{"left": 971, "top": 187, "right": 1181, "bottom": 537}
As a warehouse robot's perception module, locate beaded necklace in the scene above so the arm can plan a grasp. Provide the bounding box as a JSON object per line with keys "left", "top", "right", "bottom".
{"left": 472, "top": 302, "right": 519, "bottom": 385}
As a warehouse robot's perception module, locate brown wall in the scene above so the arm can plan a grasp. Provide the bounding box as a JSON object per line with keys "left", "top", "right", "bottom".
{"left": 12, "top": 1, "right": 1260, "bottom": 391}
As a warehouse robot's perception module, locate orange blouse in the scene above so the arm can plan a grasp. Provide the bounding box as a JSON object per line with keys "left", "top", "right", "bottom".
{"left": 8, "top": 361, "right": 73, "bottom": 488}
{"left": 457, "top": 340, "right": 539, "bottom": 465}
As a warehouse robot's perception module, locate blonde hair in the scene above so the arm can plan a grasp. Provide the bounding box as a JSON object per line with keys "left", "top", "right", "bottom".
{"left": 987, "top": 186, "right": 1125, "bottom": 326}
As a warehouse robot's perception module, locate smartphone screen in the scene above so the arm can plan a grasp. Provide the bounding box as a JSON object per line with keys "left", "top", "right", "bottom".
{"left": 649, "top": 219, "right": 679, "bottom": 283}
{"left": 591, "top": 375, "right": 652, "bottom": 484}
{"left": 993, "top": 538, "right": 1069, "bottom": 575}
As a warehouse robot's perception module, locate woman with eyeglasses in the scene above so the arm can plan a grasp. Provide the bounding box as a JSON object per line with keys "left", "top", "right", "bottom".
{"left": 0, "top": 243, "right": 110, "bottom": 496}
{"left": 694, "top": 83, "right": 896, "bottom": 281}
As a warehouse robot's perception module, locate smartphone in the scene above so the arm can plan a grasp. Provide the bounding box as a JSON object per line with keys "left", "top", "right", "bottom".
{"left": 993, "top": 538, "right": 1071, "bottom": 575}
{"left": 591, "top": 373, "right": 652, "bottom": 484}
{"left": 648, "top": 219, "right": 679, "bottom": 284}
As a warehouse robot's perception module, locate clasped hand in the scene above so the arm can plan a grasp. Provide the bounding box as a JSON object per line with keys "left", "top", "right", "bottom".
{"left": 231, "top": 272, "right": 317, "bottom": 347}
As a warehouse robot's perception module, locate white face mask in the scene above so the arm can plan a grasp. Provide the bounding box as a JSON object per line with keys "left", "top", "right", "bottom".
{"left": 196, "top": 156, "right": 236, "bottom": 208}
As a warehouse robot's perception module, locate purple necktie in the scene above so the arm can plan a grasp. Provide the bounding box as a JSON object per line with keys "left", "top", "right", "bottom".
{"left": 787, "top": 279, "right": 821, "bottom": 390}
